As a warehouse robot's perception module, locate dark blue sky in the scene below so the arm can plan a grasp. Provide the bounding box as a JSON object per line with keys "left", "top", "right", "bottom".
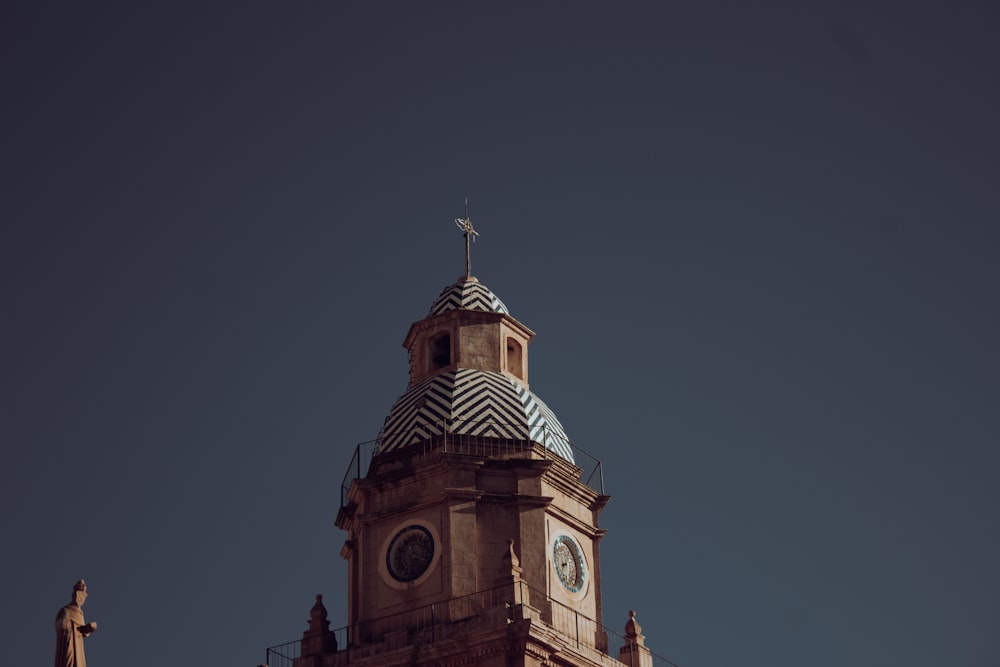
{"left": 3, "top": 2, "right": 998, "bottom": 666}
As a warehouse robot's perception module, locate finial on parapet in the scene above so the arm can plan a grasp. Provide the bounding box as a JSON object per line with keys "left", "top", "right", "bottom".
{"left": 495, "top": 538, "right": 530, "bottom": 611}
{"left": 496, "top": 539, "right": 522, "bottom": 584}
{"left": 301, "top": 594, "right": 337, "bottom": 657}
{"left": 618, "top": 609, "right": 652, "bottom": 667}
{"left": 497, "top": 538, "right": 522, "bottom": 579}
{"left": 505, "top": 538, "right": 520, "bottom": 569}
{"left": 625, "top": 610, "right": 644, "bottom": 642}
{"left": 309, "top": 594, "right": 328, "bottom": 623}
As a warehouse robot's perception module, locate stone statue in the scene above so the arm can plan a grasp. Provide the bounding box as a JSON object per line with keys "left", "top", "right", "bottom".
{"left": 54, "top": 579, "right": 97, "bottom": 667}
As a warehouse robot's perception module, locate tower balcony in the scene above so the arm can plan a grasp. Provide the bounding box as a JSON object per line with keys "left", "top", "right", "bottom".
{"left": 338, "top": 420, "right": 606, "bottom": 512}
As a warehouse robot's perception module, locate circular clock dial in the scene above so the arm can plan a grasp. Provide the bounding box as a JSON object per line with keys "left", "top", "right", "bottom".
{"left": 552, "top": 535, "right": 585, "bottom": 592}
{"left": 386, "top": 525, "right": 435, "bottom": 582}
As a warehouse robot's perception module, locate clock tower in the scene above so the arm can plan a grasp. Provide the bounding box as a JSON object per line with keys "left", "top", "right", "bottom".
{"left": 265, "top": 218, "right": 669, "bottom": 667}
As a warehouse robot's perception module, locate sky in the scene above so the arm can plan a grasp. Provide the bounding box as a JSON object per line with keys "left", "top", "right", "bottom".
{"left": 2, "top": 2, "right": 998, "bottom": 666}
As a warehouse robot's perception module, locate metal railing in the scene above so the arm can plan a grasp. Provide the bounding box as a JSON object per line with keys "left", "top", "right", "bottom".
{"left": 265, "top": 583, "right": 677, "bottom": 667}
{"left": 339, "top": 438, "right": 377, "bottom": 508}
{"left": 339, "top": 420, "right": 605, "bottom": 508}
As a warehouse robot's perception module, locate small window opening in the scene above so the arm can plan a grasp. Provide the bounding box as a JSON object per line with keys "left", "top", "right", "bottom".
{"left": 430, "top": 333, "right": 451, "bottom": 370}
{"left": 506, "top": 338, "right": 523, "bottom": 380}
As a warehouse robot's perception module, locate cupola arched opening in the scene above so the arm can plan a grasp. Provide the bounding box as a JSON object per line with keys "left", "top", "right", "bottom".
{"left": 505, "top": 338, "right": 523, "bottom": 380}
{"left": 429, "top": 332, "right": 451, "bottom": 371}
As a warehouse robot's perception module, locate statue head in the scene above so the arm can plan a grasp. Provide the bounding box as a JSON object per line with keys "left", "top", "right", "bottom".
{"left": 71, "top": 579, "right": 88, "bottom": 606}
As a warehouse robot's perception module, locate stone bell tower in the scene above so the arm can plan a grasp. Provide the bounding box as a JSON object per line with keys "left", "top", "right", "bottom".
{"left": 338, "top": 270, "right": 609, "bottom": 631}
{"left": 267, "top": 214, "right": 667, "bottom": 667}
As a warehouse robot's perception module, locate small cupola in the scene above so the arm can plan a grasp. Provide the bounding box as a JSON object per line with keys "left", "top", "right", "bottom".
{"left": 376, "top": 208, "right": 572, "bottom": 461}
{"left": 403, "top": 276, "right": 534, "bottom": 388}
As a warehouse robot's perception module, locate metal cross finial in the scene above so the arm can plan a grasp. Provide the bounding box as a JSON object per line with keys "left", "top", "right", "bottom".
{"left": 454, "top": 197, "right": 479, "bottom": 277}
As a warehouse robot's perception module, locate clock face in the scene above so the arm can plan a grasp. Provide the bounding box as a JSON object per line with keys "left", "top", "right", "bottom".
{"left": 386, "top": 525, "right": 435, "bottom": 582}
{"left": 552, "top": 534, "right": 586, "bottom": 592}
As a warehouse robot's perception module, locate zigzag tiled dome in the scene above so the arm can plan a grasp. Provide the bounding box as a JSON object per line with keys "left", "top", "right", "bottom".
{"left": 375, "top": 275, "right": 574, "bottom": 463}
{"left": 428, "top": 277, "right": 509, "bottom": 316}
{"left": 377, "top": 369, "right": 574, "bottom": 462}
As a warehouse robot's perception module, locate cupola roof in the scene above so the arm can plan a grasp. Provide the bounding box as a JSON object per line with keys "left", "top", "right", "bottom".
{"left": 428, "top": 276, "right": 509, "bottom": 317}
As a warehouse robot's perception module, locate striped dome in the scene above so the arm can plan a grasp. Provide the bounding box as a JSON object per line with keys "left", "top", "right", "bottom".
{"left": 377, "top": 369, "right": 574, "bottom": 463}
{"left": 429, "top": 277, "right": 509, "bottom": 317}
